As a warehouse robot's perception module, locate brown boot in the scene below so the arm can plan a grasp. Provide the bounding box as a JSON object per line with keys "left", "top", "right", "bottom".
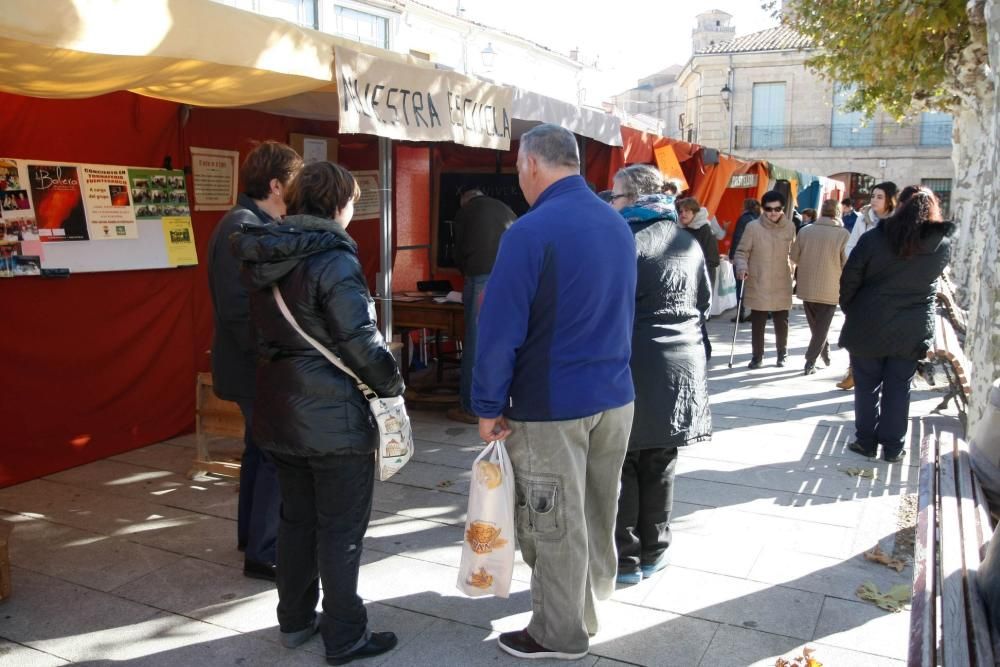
{"left": 836, "top": 368, "right": 854, "bottom": 390}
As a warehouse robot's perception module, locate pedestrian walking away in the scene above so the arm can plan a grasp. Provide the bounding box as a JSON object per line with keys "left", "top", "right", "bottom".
{"left": 472, "top": 124, "right": 637, "bottom": 661}
{"left": 732, "top": 190, "right": 796, "bottom": 369}
{"left": 789, "top": 199, "right": 849, "bottom": 375}
{"left": 609, "top": 164, "right": 712, "bottom": 586}
{"left": 839, "top": 187, "right": 953, "bottom": 463}
{"left": 207, "top": 140, "right": 302, "bottom": 581}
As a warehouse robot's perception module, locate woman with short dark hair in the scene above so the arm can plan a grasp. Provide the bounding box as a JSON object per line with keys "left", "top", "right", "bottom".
{"left": 676, "top": 196, "right": 721, "bottom": 289}
{"left": 233, "top": 160, "right": 403, "bottom": 664}
{"left": 840, "top": 188, "right": 954, "bottom": 463}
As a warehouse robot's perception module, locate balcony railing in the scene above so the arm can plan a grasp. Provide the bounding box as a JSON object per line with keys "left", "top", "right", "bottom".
{"left": 733, "top": 121, "right": 953, "bottom": 150}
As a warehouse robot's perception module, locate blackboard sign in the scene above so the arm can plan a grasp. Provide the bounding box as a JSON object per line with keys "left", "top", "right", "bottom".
{"left": 435, "top": 170, "right": 528, "bottom": 270}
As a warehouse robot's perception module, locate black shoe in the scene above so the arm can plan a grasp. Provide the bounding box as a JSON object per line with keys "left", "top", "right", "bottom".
{"left": 243, "top": 559, "right": 276, "bottom": 582}
{"left": 776, "top": 355, "right": 787, "bottom": 367}
{"left": 884, "top": 450, "right": 907, "bottom": 463}
{"left": 803, "top": 363, "right": 816, "bottom": 375}
{"left": 327, "top": 632, "right": 398, "bottom": 665}
{"left": 748, "top": 358, "right": 763, "bottom": 370}
{"left": 847, "top": 441, "right": 876, "bottom": 458}
{"left": 497, "top": 629, "right": 588, "bottom": 660}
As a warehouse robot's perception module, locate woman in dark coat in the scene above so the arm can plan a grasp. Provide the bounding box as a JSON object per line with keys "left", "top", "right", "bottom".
{"left": 676, "top": 196, "right": 721, "bottom": 290}
{"left": 233, "top": 161, "right": 403, "bottom": 664}
{"left": 840, "top": 187, "right": 954, "bottom": 463}
{"left": 609, "top": 164, "right": 712, "bottom": 584}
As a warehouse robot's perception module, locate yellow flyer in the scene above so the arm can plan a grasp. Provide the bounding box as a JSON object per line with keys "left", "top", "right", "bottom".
{"left": 161, "top": 217, "right": 198, "bottom": 266}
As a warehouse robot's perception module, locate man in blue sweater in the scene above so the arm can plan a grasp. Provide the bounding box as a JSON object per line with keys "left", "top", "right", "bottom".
{"left": 472, "top": 124, "right": 637, "bottom": 660}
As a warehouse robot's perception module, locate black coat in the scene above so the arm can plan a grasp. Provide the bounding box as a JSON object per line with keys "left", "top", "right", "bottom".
{"left": 729, "top": 211, "right": 757, "bottom": 260}
{"left": 207, "top": 194, "right": 275, "bottom": 401}
{"left": 233, "top": 215, "right": 404, "bottom": 457}
{"left": 839, "top": 221, "right": 955, "bottom": 360}
{"left": 628, "top": 215, "right": 713, "bottom": 449}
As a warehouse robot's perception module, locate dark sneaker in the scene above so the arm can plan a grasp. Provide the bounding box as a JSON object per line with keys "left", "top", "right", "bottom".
{"left": 776, "top": 354, "right": 788, "bottom": 367}
{"left": 327, "top": 632, "right": 397, "bottom": 665}
{"left": 748, "top": 358, "right": 763, "bottom": 370}
{"left": 803, "top": 363, "right": 816, "bottom": 376}
{"left": 884, "top": 450, "right": 907, "bottom": 464}
{"left": 640, "top": 552, "right": 671, "bottom": 578}
{"left": 847, "top": 441, "right": 877, "bottom": 458}
{"left": 616, "top": 570, "right": 642, "bottom": 585}
{"left": 243, "top": 559, "right": 276, "bottom": 582}
{"left": 281, "top": 614, "right": 321, "bottom": 648}
{"left": 497, "top": 630, "right": 587, "bottom": 660}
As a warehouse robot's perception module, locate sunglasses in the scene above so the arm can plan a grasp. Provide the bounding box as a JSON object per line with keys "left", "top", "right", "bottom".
{"left": 609, "top": 193, "right": 628, "bottom": 200}
{"left": 763, "top": 206, "right": 784, "bottom": 213}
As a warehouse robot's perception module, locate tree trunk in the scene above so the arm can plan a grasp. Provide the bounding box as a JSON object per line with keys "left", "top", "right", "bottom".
{"left": 955, "top": 0, "right": 1000, "bottom": 427}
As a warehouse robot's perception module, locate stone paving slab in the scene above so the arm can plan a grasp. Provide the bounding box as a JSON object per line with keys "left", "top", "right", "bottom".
{"left": 0, "top": 307, "right": 951, "bottom": 665}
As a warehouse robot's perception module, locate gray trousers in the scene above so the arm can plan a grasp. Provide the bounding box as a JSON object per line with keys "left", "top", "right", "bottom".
{"left": 803, "top": 302, "right": 836, "bottom": 365}
{"left": 506, "top": 402, "right": 634, "bottom": 653}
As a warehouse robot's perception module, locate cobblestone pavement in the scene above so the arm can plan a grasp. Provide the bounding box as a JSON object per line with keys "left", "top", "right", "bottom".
{"left": 0, "top": 307, "right": 959, "bottom": 666}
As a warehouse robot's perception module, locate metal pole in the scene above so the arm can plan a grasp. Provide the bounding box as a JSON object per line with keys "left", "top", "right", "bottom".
{"left": 727, "top": 65, "right": 735, "bottom": 155}
{"left": 378, "top": 136, "right": 393, "bottom": 342}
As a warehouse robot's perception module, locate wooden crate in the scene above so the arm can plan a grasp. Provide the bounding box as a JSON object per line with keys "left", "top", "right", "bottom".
{"left": 187, "top": 372, "right": 244, "bottom": 479}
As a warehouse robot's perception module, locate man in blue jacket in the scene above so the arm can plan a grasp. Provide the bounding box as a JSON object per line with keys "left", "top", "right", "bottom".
{"left": 207, "top": 141, "right": 301, "bottom": 581}
{"left": 473, "top": 124, "right": 637, "bottom": 660}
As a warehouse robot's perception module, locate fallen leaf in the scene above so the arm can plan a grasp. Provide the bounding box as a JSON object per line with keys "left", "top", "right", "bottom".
{"left": 856, "top": 581, "right": 911, "bottom": 612}
{"left": 774, "top": 647, "right": 822, "bottom": 667}
{"left": 844, "top": 466, "right": 877, "bottom": 479}
{"left": 864, "top": 544, "right": 907, "bottom": 572}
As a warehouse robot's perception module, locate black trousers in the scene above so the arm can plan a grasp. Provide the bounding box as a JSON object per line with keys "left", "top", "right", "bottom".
{"left": 851, "top": 355, "right": 917, "bottom": 457}
{"left": 615, "top": 447, "right": 678, "bottom": 573}
{"left": 270, "top": 450, "right": 375, "bottom": 657}
{"left": 750, "top": 309, "right": 789, "bottom": 361}
{"left": 802, "top": 302, "right": 836, "bottom": 365}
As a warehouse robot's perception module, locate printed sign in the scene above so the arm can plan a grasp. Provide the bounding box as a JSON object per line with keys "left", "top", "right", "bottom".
{"left": 336, "top": 46, "right": 512, "bottom": 150}
{"left": 162, "top": 217, "right": 198, "bottom": 266}
{"left": 353, "top": 170, "right": 380, "bottom": 220}
{"left": 81, "top": 165, "right": 137, "bottom": 239}
{"left": 728, "top": 173, "right": 759, "bottom": 189}
{"left": 190, "top": 147, "right": 238, "bottom": 211}
{"left": 127, "top": 168, "right": 190, "bottom": 221}
{"left": 27, "top": 164, "right": 88, "bottom": 242}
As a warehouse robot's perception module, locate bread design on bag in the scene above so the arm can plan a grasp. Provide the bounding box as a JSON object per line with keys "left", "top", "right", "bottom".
{"left": 475, "top": 460, "right": 503, "bottom": 489}
{"left": 467, "top": 566, "right": 494, "bottom": 589}
{"left": 465, "top": 520, "right": 508, "bottom": 554}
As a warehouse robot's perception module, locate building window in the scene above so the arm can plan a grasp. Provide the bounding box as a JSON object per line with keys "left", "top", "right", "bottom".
{"left": 920, "top": 111, "right": 953, "bottom": 146}
{"left": 212, "top": 0, "right": 317, "bottom": 28}
{"left": 751, "top": 82, "right": 786, "bottom": 148}
{"left": 922, "top": 178, "right": 952, "bottom": 218}
{"left": 333, "top": 5, "right": 389, "bottom": 49}
{"left": 831, "top": 85, "right": 874, "bottom": 147}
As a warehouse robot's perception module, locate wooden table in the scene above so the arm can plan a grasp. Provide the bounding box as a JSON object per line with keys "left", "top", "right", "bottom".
{"left": 387, "top": 296, "right": 464, "bottom": 385}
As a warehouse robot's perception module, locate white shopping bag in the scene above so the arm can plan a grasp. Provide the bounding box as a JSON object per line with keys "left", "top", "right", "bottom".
{"left": 456, "top": 440, "right": 516, "bottom": 598}
{"left": 711, "top": 257, "right": 738, "bottom": 316}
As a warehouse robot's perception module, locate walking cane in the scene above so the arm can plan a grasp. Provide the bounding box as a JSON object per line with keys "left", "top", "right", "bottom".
{"left": 727, "top": 280, "right": 745, "bottom": 368}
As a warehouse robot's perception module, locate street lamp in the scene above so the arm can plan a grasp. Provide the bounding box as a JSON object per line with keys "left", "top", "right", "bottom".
{"left": 720, "top": 83, "right": 732, "bottom": 111}
{"left": 480, "top": 42, "right": 497, "bottom": 69}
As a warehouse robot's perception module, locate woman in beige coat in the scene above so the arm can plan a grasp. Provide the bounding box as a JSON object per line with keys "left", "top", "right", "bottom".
{"left": 733, "top": 190, "right": 796, "bottom": 369}
{"left": 789, "top": 199, "right": 850, "bottom": 375}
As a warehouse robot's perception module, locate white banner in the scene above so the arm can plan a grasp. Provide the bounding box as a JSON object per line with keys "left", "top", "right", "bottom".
{"left": 335, "top": 46, "right": 512, "bottom": 150}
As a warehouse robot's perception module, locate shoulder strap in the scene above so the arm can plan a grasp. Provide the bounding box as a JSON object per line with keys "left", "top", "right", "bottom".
{"left": 271, "top": 284, "right": 379, "bottom": 401}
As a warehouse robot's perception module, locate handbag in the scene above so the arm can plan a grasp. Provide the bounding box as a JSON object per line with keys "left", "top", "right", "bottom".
{"left": 457, "top": 440, "right": 516, "bottom": 598}
{"left": 271, "top": 284, "right": 412, "bottom": 482}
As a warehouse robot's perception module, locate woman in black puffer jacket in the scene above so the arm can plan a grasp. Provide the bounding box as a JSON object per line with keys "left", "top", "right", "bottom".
{"left": 233, "top": 161, "right": 402, "bottom": 664}
{"left": 839, "top": 187, "right": 954, "bottom": 464}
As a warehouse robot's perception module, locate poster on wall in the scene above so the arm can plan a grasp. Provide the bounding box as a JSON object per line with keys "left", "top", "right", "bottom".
{"left": 353, "top": 170, "right": 380, "bottom": 220}
{"left": 0, "top": 159, "right": 33, "bottom": 221}
{"left": 190, "top": 147, "right": 238, "bottom": 211}
{"left": 127, "top": 168, "right": 190, "bottom": 221}
{"left": 161, "top": 217, "right": 198, "bottom": 266}
{"left": 80, "top": 165, "right": 138, "bottom": 240}
{"left": 27, "top": 163, "right": 89, "bottom": 242}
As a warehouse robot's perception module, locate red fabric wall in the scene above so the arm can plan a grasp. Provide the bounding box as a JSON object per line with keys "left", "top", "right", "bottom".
{"left": 0, "top": 91, "right": 386, "bottom": 488}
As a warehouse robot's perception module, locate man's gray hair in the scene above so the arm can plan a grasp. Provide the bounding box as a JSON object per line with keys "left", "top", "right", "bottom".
{"left": 624, "top": 164, "right": 663, "bottom": 196}
{"left": 520, "top": 124, "right": 580, "bottom": 169}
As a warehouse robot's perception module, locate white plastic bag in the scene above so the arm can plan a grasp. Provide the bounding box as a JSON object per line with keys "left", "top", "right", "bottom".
{"left": 456, "top": 440, "right": 516, "bottom": 598}
{"left": 711, "top": 257, "right": 738, "bottom": 316}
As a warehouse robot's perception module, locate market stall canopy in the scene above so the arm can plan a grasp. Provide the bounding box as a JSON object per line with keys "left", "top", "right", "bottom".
{"left": 0, "top": 0, "right": 620, "bottom": 148}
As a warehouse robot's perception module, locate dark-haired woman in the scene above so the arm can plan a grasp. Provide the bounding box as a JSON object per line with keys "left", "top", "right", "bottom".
{"left": 838, "top": 181, "right": 898, "bottom": 389}
{"left": 840, "top": 188, "right": 953, "bottom": 463}
{"left": 234, "top": 161, "right": 403, "bottom": 664}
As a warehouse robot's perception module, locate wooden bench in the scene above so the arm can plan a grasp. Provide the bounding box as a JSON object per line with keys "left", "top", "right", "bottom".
{"left": 910, "top": 431, "right": 996, "bottom": 666}
{"left": 187, "top": 372, "right": 244, "bottom": 479}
